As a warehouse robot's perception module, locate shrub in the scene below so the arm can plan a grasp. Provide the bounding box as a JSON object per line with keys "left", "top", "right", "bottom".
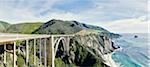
{"left": 17, "top": 55, "right": 25, "bottom": 67}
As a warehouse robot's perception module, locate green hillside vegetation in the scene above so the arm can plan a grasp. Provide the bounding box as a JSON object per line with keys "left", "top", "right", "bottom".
{"left": 33, "top": 19, "right": 109, "bottom": 34}
{"left": 0, "top": 19, "right": 120, "bottom": 67}
{"left": 33, "top": 19, "right": 120, "bottom": 38}
{"left": 6, "top": 22, "right": 43, "bottom": 34}
{"left": 32, "top": 19, "right": 117, "bottom": 67}
{"left": 0, "top": 21, "right": 10, "bottom": 32}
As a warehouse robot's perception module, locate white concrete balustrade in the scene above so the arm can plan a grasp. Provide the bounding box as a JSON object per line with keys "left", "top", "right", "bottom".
{"left": 0, "top": 33, "right": 74, "bottom": 67}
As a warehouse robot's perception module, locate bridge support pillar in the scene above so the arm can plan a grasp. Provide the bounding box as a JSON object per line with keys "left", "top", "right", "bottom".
{"left": 44, "top": 38, "right": 47, "bottom": 67}
{"left": 39, "top": 38, "right": 42, "bottom": 66}
{"left": 13, "top": 42, "right": 16, "bottom": 67}
{"left": 4, "top": 44, "right": 6, "bottom": 64}
{"left": 34, "top": 39, "right": 36, "bottom": 65}
{"left": 51, "top": 36, "right": 55, "bottom": 67}
{"left": 26, "top": 40, "right": 29, "bottom": 65}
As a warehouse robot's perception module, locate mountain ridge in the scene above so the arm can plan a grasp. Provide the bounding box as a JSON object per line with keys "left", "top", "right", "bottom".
{"left": 0, "top": 19, "right": 120, "bottom": 67}
{"left": 6, "top": 22, "right": 43, "bottom": 34}
{"left": 0, "top": 21, "right": 10, "bottom": 32}
{"left": 0, "top": 19, "right": 120, "bottom": 38}
{"left": 0, "top": 21, "right": 43, "bottom": 34}
{"left": 33, "top": 19, "right": 109, "bottom": 34}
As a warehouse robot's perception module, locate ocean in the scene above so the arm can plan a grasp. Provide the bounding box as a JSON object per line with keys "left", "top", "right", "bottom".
{"left": 112, "top": 33, "right": 150, "bottom": 67}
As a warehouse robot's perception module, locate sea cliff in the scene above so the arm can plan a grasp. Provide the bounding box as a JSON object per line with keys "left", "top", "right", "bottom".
{"left": 53, "top": 30, "right": 119, "bottom": 67}
{"left": 0, "top": 20, "right": 120, "bottom": 67}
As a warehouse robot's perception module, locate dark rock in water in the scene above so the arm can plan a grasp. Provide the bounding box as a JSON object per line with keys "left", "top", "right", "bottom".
{"left": 134, "top": 35, "right": 138, "bottom": 38}
{"left": 112, "top": 42, "right": 120, "bottom": 49}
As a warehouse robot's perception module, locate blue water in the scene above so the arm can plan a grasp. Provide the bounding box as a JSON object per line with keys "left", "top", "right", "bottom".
{"left": 112, "top": 33, "right": 150, "bottom": 67}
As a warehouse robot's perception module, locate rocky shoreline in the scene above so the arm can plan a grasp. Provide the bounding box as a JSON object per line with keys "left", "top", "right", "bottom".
{"left": 54, "top": 33, "right": 120, "bottom": 66}
{"left": 0, "top": 20, "right": 121, "bottom": 67}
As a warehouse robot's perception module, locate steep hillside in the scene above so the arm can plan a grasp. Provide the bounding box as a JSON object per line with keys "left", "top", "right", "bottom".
{"left": 53, "top": 33, "right": 118, "bottom": 67}
{"left": 0, "top": 20, "right": 120, "bottom": 67}
{"left": 32, "top": 19, "right": 120, "bottom": 67}
{"left": 33, "top": 19, "right": 109, "bottom": 34}
{"left": 0, "top": 21, "right": 10, "bottom": 32}
{"left": 6, "top": 22, "right": 43, "bottom": 34}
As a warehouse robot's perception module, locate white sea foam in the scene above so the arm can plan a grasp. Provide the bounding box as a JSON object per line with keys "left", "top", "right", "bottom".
{"left": 112, "top": 33, "right": 150, "bottom": 67}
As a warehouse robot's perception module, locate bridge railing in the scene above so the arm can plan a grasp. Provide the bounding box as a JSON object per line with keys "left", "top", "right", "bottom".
{"left": 0, "top": 33, "right": 74, "bottom": 67}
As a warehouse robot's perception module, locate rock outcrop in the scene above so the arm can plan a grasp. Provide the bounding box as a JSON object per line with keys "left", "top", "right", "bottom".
{"left": 55, "top": 33, "right": 118, "bottom": 67}
{"left": 0, "top": 20, "right": 120, "bottom": 67}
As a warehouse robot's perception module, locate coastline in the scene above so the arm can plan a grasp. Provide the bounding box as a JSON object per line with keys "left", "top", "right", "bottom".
{"left": 103, "top": 49, "right": 120, "bottom": 67}
{"left": 111, "top": 33, "right": 149, "bottom": 67}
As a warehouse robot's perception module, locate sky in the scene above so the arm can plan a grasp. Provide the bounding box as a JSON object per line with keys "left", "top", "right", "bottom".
{"left": 0, "top": 0, "right": 149, "bottom": 33}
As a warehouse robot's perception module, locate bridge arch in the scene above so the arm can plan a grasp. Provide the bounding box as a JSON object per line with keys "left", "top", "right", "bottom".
{"left": 54, "top": 37, "right": 67, "bottom": 57}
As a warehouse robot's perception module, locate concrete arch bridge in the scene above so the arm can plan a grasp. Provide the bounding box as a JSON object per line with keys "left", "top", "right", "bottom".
{"left": 0, "top": 33, "right": 74, "bottom": 67}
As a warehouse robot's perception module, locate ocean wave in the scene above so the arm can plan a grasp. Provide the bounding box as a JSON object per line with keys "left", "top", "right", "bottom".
{"left": 112, "top": 33, "right": 150, "bottom": 67}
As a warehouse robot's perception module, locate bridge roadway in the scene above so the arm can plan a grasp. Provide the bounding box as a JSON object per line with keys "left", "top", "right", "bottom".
{"left": 0, "top": 33, "right": 74, "bottom": 67}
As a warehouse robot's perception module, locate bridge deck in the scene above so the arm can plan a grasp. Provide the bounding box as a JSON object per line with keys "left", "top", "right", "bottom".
{"left": 0, "top": 33, "right": 50, "bottom": 43}
{"left": 0, "top": 33, "right": 74, "bottom": 67}
{"left": 0, "top": 33, "right": 74, "bottom": 43}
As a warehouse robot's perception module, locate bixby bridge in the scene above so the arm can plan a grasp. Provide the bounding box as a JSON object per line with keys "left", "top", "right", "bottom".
{"left": 0, "top": 33, "right": 74, "bottom": 67}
